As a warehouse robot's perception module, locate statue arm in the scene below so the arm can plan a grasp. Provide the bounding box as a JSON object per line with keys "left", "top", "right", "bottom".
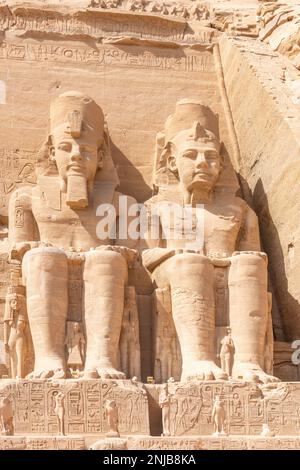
{"left": 79, "top": 336, "right": 86, "bottom": 363}
{"left": 8, "top": 187, "right": 39, "bottom": 257}
{"left": 115, "top": 193, "right": 138, "bottom": 249}
{"left": 140, "top": 200, "right": 163, "bottom": 250}
{"left": 237, "top": 205, "right": 261, "bottom": 252}
{"left": 3, "top": 321, "right": 10, "bottom": 348}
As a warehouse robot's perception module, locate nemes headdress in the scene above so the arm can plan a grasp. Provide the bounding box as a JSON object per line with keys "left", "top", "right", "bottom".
{"left": 36, "top": 91, "right": 120, "bottom": 203}
{"left": 153, "top": 99, "right": 220, "bottom": 191}
{"left": 164, "top": 99, "right": 219, "bottom": 144}
{"left": 50, "top": 91, "right": 105, "bottom": 144}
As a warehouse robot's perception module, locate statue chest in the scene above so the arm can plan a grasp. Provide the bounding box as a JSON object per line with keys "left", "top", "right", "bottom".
{"left": 158, "top": 204, "right": 243, "bottom": 251}
{"left": 31, "top": 200, "right": 116, "bottom": 247}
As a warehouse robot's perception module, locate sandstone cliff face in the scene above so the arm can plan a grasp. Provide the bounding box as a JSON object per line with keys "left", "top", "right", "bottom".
{"left": 0, "top": 0, "right": 300, "bottom": 364}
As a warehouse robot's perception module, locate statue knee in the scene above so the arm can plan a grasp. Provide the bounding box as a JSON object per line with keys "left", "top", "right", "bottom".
{"left": 229, "top": 252, "right": 268, "bottom": 285}
{"left": 166, "top": 252, "right": 213, "bottom": 279}
{"left": 84, "top": 249, "right": 128, "bottom": 279}
{"left": 22, "top": 247, "right": 68, "bottom": 283}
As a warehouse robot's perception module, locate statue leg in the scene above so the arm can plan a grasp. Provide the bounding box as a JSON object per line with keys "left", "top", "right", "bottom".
{"left": 83, "top": 249, "right": 128, "bottom": 379}
{"left": 23, "top": 247, "right": 68, "bottom": 379}
{"left": 8, "top": 330, "right": 17, "bottom": 378}
{"left": 120, "top": 338, "right": 129, "bottom": 378}
{"left": 228, "top": 253, "right": 279, "bottom": 383}
{"left": 161, "top": 352, "right": 169, "bottom": 383}
{"left": 225, "top": 354, "right": 232, "bottom": 378}
{"left": 220, "top": 354, "right": 225, "bottom": 374}
{"left": 155, "top": 253, "right": 227, "bottom": 381}
{"left": 15, "top": 328, "right": 25, "bottom": 378}
{"left": 162, "top": 408, "right": 170, "bottom": 436}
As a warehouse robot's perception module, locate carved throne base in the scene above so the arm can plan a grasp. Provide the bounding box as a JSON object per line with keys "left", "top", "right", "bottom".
{"left": 1, "top": 379, "right": 300, "bottom": 450}
{"left": 0, "top": 379, "right": 149, "bottom": 436}
{"left": 3, "top": 434, "right": 300, "bottom": 450}
{"left": 163, "top": 380, "right": 300, "bottom": 437}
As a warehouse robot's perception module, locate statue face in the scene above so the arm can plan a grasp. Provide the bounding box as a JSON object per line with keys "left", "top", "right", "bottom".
{"left": 171, "top": 139, "right": 221, "bottom": 193}
{"left": 10, "top": 298, "right": 17, "bottom": 310}
{"left": 51, "top": 125, "right": 99, "bottom": 183}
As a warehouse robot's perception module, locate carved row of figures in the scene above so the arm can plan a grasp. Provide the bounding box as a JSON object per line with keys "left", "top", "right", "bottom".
{"left": 159, "top": 384, "right": 277, "bottom": 438}
{"left": 0, "top": 389, "right": 276, "bottom": 439}
{"left": 0, "top": 393, "right": 119, "bottom": 438}
{"left": 89, "top": 0, "right": 210, "bottom": 21}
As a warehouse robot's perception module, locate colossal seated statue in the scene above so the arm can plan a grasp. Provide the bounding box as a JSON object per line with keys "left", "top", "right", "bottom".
{"left": 8, "top": 91, "right": 137, "bottom": 380}
{"left": 142, "top": 99, "right": 279, "bottom": 384}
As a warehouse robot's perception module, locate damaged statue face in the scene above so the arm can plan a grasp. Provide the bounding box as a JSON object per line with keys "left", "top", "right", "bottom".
{"left": 174, "top": 138, "right": 221, "bottom": 192}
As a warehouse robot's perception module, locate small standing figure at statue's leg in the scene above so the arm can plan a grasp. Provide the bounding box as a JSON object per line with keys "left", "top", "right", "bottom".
{"left": 220, "top": 327, "right": 235, "bottom": 379}
{"left": 159, "top": 383, "right": 171, "bottom": 437}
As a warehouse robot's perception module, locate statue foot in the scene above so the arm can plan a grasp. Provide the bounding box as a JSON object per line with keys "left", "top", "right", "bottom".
{"left": 181, "top": 361, "right": 228, "bottom": 381}
{"left": 27, "top": 368, "right": 66, "bottom": 379}
{"left": 83, "top": 367, "right": 126, "bottom": 379}
{"left": 233, "top": 362, "right": 280, "bottom": 384}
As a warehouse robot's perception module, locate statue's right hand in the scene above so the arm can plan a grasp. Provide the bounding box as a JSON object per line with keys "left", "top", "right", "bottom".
{"left": 4, "top": 343, "right": 9, "bottom": 353}
{"left": 9, "top": 241, "right": 40, "bottom": 261}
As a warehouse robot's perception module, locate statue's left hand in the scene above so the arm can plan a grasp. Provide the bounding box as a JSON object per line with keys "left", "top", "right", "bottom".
{"left": 9, "top": 241, "right": 48, "bottom": 261}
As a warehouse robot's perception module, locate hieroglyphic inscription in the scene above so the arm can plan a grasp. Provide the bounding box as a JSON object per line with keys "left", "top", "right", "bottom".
{"left": 0, "top": 379, "right": 150, "bottom": 435}
{"left": 101, "top": 381, "right": 149, "bottom": 435}
{"left": 26, "top": 437, "right": 86, "bottom": 450}
{"left": 168, "top": 381, "right": 300, "bottom": 436}
{"left": 127, "top": 436, "right": 201, "bottom": 450}
{"left": 67, "top": 254, "right": 84, "bottom": 322}
{"left": 0, "top": 9, "right": 189, "bottom": 42}
{"left": 0, "top": 41, "right": 214, "bottom": 72}
{"left": 0, "top": 437, "right": 26, "bottom": 449}
{"left": 0, "top": 148, "right": 36, "bottom": 215}
{"left": 3, "top": 380, "right": 300, "bottom": 440}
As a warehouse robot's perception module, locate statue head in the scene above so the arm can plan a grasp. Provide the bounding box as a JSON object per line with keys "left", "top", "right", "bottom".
{"left": 6, "top": 293, "right": 18, "bottom": 311}
{"left": 47, "top": 91, "right": 106, "bottom": 209}
{"left": 73, "top": 322, "right": 80, "bottom": 333}
{"left": 106, "top": 399, "right": 117, "bottom": 409}
{"left": 9, "top": 294, "right": 18, "bottom": 310}
{"left": 162, "top": 100, "right": 222, "bottom": 200}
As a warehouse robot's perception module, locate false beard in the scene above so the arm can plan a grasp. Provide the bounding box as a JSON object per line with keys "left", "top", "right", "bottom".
{"left": 66, "top": 173, "right": 88, "bottom": 209}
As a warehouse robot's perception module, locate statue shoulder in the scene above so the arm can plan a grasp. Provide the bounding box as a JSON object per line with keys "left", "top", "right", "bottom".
{"left": 228, "top": 196, "right": 258, "bottom": 220}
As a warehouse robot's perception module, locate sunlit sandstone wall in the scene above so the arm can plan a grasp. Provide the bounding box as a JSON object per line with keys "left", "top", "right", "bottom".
{"left": 220, "top": 34, "right": 300, "bottom": 342}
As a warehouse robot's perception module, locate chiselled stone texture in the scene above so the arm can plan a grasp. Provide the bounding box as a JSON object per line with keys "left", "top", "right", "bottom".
{"left": 259, "top": 2, "right": 300, "bottom": 69}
